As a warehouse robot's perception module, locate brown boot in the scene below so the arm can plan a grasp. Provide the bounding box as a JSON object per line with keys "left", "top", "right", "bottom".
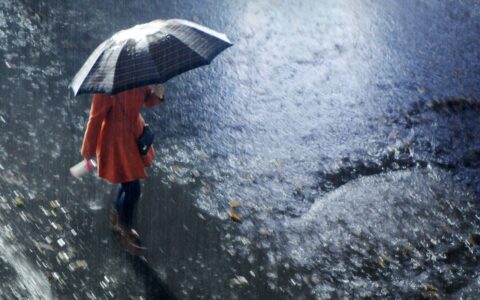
{"left": 110, "top": 208, "right": 122, "bottom": 233}
{"left": 118, "top": 225, "right": 146, "bottom": 255}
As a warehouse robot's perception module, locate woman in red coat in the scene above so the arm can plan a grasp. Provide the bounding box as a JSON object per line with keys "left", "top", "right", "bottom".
{"left": 81, "top": 85, "right": 165, "bottom": 248}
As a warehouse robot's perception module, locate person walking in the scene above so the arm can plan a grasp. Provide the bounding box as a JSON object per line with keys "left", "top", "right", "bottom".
{"left": 81, "top": 84, "right": 165, "bottom": 251}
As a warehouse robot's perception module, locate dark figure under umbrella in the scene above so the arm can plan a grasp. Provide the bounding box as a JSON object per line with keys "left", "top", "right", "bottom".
{"left": 81, "top": 84, "right": 165, "bottom": 250}
{"left": 72, "top": 18, "right": 232, "bottom": 254}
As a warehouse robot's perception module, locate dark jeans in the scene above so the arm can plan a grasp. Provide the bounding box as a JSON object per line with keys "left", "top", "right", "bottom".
{"left": 115, "top": 180, "right": 141, "bottom": 228}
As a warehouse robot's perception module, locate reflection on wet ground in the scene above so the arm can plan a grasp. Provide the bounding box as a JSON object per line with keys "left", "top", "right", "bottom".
{"left": 0, "top": 0, "right": 480, "bottom": 298}
{"left": 130, "top": 255, "right": 177, "bottom": 300}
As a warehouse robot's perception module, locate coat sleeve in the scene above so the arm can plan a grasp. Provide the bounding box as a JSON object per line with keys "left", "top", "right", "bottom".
{"left": 81, "top": 94, "right": 112, "bottom": 158}
{"left": 143, "top": 86, "right": 164, "bottom": 108}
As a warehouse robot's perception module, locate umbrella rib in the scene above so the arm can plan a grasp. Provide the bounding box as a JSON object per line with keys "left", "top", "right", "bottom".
{"left": 85, "top": 40, "right": 129, "bottom": 93}
{"left": 108, "top": 37, "right": 197, "bottom": 74}
{"left": 71, "top": 39, "right": 111, "bottom": 95}
{"left": 166, "top": 19, "right": 231, "bottom": 44}
{"left": 166, "top": 28, "right": 207, "bottom": 60}
{"left": 167, "top": 27, "right": 230, "bottom": 62}
{"left": 112, "top": 39, "right": 161, "bottom": 92}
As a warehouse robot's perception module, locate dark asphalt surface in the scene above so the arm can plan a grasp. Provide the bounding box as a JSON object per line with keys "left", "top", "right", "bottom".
{"left": 0, "top": 0, "right": 480, "bottom": 299}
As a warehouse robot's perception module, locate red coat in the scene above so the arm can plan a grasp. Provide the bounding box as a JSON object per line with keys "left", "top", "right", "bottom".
{"left": 81, "top": 87, "right": 163, "bottom": 184}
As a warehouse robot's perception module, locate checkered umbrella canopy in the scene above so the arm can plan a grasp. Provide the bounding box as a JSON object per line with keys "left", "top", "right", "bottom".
{"left": 70, "top": 19, "right": 233, "bottom": 96}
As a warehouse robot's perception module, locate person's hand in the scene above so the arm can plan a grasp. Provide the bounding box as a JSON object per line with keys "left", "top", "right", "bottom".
{"left": 150, "top": 84, "right": 165, "bottom": 99}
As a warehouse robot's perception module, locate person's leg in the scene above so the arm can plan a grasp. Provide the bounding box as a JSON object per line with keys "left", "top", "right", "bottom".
{"left": 116, "top": 180, "right": 144, "bottom": 252}
{"left": 119, "top": 180, "right": 141, "bottom": 228}
{"left": 115, "top": 184, "right": 125, "bottom": 213}
{"left": 110, "top": 184, "right": 124, "bottom": 228}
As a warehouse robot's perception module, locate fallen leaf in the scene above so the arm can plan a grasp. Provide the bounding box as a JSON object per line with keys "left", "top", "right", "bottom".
{"left": 417, "top": 86, "right": 426, "bottom": 94}
{"left": 50, "top": 200, "right": 60, "bottom": 209}
{"left": 230, "top": 275, "right": 248, "bottom": 286}
{"left": 75, "top": 260, "right": 88, "bottom": 270}
{"left": 228, "top": 211, "right": 241, "bottom": 223}
{"left": 15, "top": 197, "right": 24, "bottom": 207}
{"left": 259, "top": 228, "right": 270, "bottom": 237}
{"left": 378, "top": 256, "right": 387, "bottom": 268}
{"left": 34, "top": 241, "right": 55, "bottom": 252}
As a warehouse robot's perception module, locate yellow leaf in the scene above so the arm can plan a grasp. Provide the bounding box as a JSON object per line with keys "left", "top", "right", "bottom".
{"left": 378, "top": 257, "right": 386, "bottom": 268}
{"left": 15, "top": 197, "right": 24, "bottom": 207}
{"left": 228, "top": 211, "right": 241, "bottom": 223}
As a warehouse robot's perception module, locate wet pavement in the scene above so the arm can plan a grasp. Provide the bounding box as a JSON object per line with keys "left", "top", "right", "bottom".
{"left": 0, "top": 0, "right": 480, "bottom": 299}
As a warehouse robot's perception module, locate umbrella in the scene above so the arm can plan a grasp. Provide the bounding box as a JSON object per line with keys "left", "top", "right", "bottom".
{"left": 70, "top": 19, "right": 233, "bottom": 96}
